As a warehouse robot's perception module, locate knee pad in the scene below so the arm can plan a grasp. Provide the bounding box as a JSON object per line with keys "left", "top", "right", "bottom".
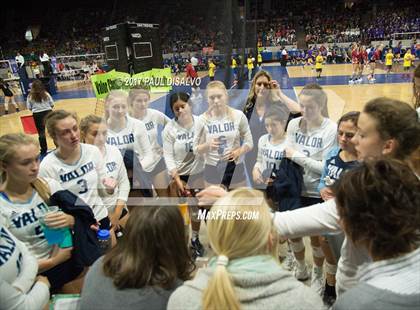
{"left": 312, "top": 246, "right": 325, "bottom": 258}
{"left": 289, "top": 240, "right": 305, "bottom": 253}
{"left": 325, "top": 261, "right": 337, "bottom": 275}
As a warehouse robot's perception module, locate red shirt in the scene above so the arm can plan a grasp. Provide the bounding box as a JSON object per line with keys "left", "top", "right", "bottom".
{"left": 186, "top": 63, "right": 198, "bottom": 78}
{"left": 351, "top": 50, "right": 359, "bottom": 63}
{"left": 373, "top": 50, "right": 381, "bottom": 61}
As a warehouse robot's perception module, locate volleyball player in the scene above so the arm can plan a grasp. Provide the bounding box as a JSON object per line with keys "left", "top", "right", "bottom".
{"left": 253, "top": 105, "right": 289, "bottom": 198}
{"left": 80, "top": 115, "right": 130, "bottom": 232}
{"left": 208, "top": 59, "right": 216, "bottom": 81}
{"left": 128, "top": 88, "right": 171, "bottom": 197}
{"left": 0, "top": 223, "right": 50, "bottom": 309}
{"left": 284, "top": 84, "right": 337, "bottom": 295}
{"left": 0, "top": 133, "right": 85, "bottom": 293}
{"left": 104, "top": 90, "right": 155, "bottom": 198}
{"left": 368, "top": 45, "right": 382, "bottom": 83}
{"left": 162, "top": 92, "right": 205, "bottom": 258}
{"left": 317, "top": 111, "right": 359, "bottom": 305}
{"left": 247, "top": 54, "right": 254, "bottom": 81}
{"left": 40, "top": 110, "right": 115, "bottom": 230}
{"left": 193, "top": 81, "right": 253, "bottom": 189}
{"left": 403, "top": 49, "right": 415, "bottom": 79}
{"left": 349, "top": 44, "right": 360, "bottom": 84}
{"left": 385, "top": 48, "right": 394, "bottom": 74}
{"left": 315, "top": 51, "right": 323, "bottom": 79}
{"left": 0, "top": 78, "right": 19, "bottom": 114}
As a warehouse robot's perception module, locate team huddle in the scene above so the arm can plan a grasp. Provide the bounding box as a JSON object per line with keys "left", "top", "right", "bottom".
{"left": 1, "top": 67, "right": 420, "bottom": 310}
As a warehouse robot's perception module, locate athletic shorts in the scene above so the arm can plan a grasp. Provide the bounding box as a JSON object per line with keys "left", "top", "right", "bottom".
{"left": 146, "top": 157, "right": 167, "bottom": 178}
{"left": 316, "top": 68, "right": 322, "bottom": 72}
{"left": 204, "top": 161, "right": 246, "bottom": 188}
{"left": 300, "top": 196, "right": 323, "bottom": 208}
{"left": 41, "top": 256, "right": 84, "bottom": 292}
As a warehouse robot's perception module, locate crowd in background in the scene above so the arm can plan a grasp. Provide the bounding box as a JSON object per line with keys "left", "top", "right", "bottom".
{"left": 1, "top": 0, "right": 419, "bottom": 58}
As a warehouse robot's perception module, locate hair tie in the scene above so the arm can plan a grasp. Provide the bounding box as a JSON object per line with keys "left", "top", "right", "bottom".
{"left": 217, "top": 255, "right": 229, "bottom": 267}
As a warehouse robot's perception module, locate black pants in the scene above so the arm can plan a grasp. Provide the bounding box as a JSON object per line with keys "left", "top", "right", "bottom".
{"left": 33, "top": 110, "right": 51, "bottom": 155}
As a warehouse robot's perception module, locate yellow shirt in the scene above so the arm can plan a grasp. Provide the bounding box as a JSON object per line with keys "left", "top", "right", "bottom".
{"left": 208, "top": 62, "right": 216, "bottom": 77}
{"left": 315, "top": 55, "right": 323, "bottom": 69}
{"left": 403, "top": 53, "right": 413, "bottom": 67}
{"left": 257, "top": 54, "right": 262, "bottom": 63}
{"left": 247, "top": 58, "right": 254, "bottom": 70}
{"left": 231, "top": 59, "right": 237, "bottom": 69}
{"left": 385, "top": 53, "right": 394, "bottom": 66}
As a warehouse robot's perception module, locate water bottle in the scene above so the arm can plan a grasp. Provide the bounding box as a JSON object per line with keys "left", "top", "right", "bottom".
{"left": 217, "top": 136, "right": 227, "bottom": 155}
{"left": 97, "top": 229, "right": 111, "bottom": 254}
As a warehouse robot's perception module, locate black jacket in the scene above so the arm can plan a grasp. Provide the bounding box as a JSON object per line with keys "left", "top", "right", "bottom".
{"left": 264, "top": 158, "right": 304, "bottom": 212}
{"left": 49, "top": 190, "right": 102, "bottom": 268}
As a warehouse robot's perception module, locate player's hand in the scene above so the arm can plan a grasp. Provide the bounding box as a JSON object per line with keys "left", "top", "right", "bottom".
{"left": 44, "top": 211, "right": 74, "bottom": 229}
{"left": 36, "top": 276, "right": 51, "bottom": 288}
{"left": 50, "top": 247, "right": 72, "bottom": 265}
{"left": 222, "top": 147, "right": 242, "bottom": 162}
{"left": 207, "top": 138, "right": 221, "bottom": 152}
{"left": 103, "top": 177, "right": 117, "bottom": 194}
{"left": 284, "top": 147, "right": 296, "bottom": 158}
{"left": 320, "top": 187, "right": 334, "bottom": 201}
{"left": 252, "top": 168, "right": 265, "bottom": 184}
{"left": 196, "top": 185, "right": 228, "bottom": 207}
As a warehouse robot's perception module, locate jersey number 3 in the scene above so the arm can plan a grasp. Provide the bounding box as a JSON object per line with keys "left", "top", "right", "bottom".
{"left": 77, "top": 179, "right": 88, "bottom": 194}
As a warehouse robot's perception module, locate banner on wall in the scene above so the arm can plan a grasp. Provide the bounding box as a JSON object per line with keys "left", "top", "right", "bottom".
{"left": 90, "top": 68, "right": 172, "bottom": 99}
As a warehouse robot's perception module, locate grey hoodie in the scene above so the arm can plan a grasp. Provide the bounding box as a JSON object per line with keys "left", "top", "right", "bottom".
{"left": 167, "top": 264, "right": 324, "bottom": 310}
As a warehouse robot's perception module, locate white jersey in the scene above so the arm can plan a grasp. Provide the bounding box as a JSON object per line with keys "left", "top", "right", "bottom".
{"left": 101, "top": 144, "right": 130, "bottom": 212}
{"left": 286, "top": 117, "right": 337, "bottom": 197}
{"left": 39, "top": 144, "right": 108, "bottom": 221}
{"left": 255, "top": 134, "right": 287, "bottom": 173}
{"left": 193, "top": 108, "right": 253, "bottom": 166}
{"left": 135, "top": 108, "right": 170, "bottom": 170}
{"left": 106, "top": 116, "right": 156, "bottom": 172}
{"left": 0, "top": 225, "right": 50, "bottom": 309}
{"left": 162, "top": 115, "right": 205, "bottom": 176}
{"left": 0, "top": 178, "right": 62, "bottom": 259}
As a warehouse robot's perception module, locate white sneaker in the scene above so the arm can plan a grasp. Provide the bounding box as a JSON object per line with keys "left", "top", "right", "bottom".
{"left": 282, "top": 251, "right": 295, "bottom": 271}
{"left": 294, "top": 263, "right": 310, "bottom": 281}
{"left": 348, "top": 80, "right": 354, "bottom": 85}
{"left": 311, "top": 266, "right": 325, "bottom": 296}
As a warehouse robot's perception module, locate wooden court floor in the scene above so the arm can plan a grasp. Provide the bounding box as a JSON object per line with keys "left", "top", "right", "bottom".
{"left": 0, "top": 65, "right": 415, "bottom": 151}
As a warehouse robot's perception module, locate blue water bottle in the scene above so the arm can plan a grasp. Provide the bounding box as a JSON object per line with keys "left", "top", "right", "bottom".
{"left": 97, "top": 229, "right": 111, "bottom": 254}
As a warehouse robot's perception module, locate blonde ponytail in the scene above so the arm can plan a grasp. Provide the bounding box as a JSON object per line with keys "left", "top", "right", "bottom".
{"left": 201, "top": 188, "right": 276, "bottom": 310}
{"left": 203, "top": 264, "right": 240, "bottom": 310}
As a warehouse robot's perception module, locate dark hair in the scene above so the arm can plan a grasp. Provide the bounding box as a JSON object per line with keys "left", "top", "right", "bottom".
{"left": 102, "top": 206, "right": 194, "bottom": 289}
{"left": 169, "top": 92, "right": 190, "bottom": 113}
{"left": 363, "top": 97, "right": 420, "bottom": 159}
{"left": 413, "top": 64, "right": 420, "bottom": 110}
{"left": 45, "top": 110, "right": 78, "bottom": 140}
{"left": 29, "top": 79, "right": 49, "bottom": 102}
{"left": 264, "top": 104, "right": 289, "bottom": 124}
{"left": 333, "top": 159, "right": 420, "bottom": 259}
{"left": 337, "top": 111, "right": 360, "bottom": 127}
{"left": 298, "top": 83, "right": 329, "bottom": 133}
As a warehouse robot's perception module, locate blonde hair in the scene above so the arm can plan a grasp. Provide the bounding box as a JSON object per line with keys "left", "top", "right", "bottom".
{"left": 127, "top": 88, "right": 151, "bottom": 118}
{"left": 104, "top": 90, "right": 129, "bottom": 120}
{"left": 0, "top": 133, "right": 50, "bottom": 201}
{"left": 246, "top": 70, "right": 273, "bottom": 104}
{"left": 202, "top": 188, "right": 278, "bottom": 310}
{"left": 204, "top": 81, "right": 234, "bottom": 121}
